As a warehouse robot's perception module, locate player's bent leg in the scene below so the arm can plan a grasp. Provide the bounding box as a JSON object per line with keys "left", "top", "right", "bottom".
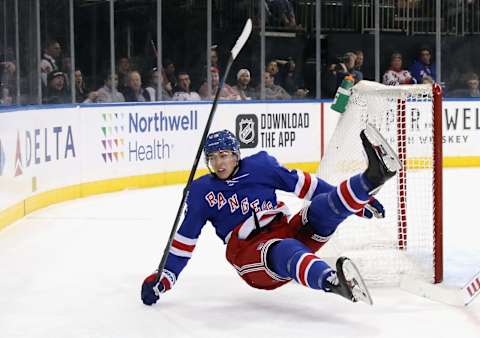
{"left": 226, "top": 237, "right": 292, "bottom": 290}
{"left": 225, "top": 217, "right": 299, "bottom": 290}
{"left": 306, "top": 173, "right": 372, "bottom": 236}
{"left": 267, "top": 238, "right": 334, "bottom": 291}
{"left": 305, "top": 125, "right": 400, "bottom": 236}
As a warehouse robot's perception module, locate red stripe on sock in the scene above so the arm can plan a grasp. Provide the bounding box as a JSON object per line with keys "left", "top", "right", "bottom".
{"left": 298, "top": 254, "right": 316, "bottom": 286}
{"left": 298, "top": 172, "right": 311, "bottom": 198}
{"left": 339, "top": 180, "right": 365, "bottom": 211}
{"left": 172, "top": 239, "right": 196, "bottom": 253}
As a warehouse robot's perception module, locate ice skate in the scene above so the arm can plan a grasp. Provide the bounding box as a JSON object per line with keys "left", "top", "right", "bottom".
{"left": 324, "top": 257, "right": 373, "bottom": 305}
{"left": 360, "top": 124, "right": 402, "bottom": 194}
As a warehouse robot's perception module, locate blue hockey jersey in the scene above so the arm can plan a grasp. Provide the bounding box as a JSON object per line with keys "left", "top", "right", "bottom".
{"left": 164, "top": 151, "right": 335, "bottom": 279}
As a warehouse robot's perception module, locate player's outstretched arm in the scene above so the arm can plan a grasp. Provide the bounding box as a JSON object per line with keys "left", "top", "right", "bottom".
{"left": 141, "top": 180, "right": 207, "bottom": 306}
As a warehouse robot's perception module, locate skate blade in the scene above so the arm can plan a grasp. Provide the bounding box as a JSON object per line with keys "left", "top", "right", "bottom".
{"left": 364, "top": 124, "right": 402, "bottom": 173}
{"left": 342, "top": 259, "right": 374, "bottom": 305}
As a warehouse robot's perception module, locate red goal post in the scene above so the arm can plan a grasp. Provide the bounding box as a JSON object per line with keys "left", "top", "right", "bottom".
{"left": 318, "top": 81, "right": 443, "bottom": 286}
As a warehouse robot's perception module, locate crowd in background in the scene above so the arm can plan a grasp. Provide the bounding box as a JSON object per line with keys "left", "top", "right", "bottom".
{"left": 2, "top": 37, "right": 479, "bottom": 107}
{"left": 1, "top": 0, "right": 480, "bottom": 106}
{"left": 0, "top": 39, "right": 312, "bottom": 105}
{"left": 324, "top": 47, "right": 438, "bottom": 98}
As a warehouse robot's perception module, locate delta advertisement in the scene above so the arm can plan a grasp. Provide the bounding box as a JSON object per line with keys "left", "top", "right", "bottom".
{"left": 0, "top": 107, "right": 81, "bottom": 209}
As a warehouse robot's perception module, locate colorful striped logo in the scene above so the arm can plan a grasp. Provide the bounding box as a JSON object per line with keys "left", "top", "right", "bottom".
{"left": 101, "top": 112, "right": 125, "bottom": 163}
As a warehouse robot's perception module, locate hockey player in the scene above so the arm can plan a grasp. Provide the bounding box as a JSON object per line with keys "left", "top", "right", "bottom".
{"left": 141, "top": 126, "right": 401, "bottom": 305}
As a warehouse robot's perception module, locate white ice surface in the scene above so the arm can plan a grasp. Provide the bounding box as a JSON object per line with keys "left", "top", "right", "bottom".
{"left": 0, "top": 168, "right": 479, "bottom": 338}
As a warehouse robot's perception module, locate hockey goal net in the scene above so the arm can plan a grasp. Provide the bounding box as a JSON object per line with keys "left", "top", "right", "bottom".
{"left": 318, "top": 80, "right": 443, "bottom": 286}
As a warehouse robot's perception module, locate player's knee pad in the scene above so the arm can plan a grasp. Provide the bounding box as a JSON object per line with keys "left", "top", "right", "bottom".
{"left": 305, "top": 199, "right": 341, "bottom": 237}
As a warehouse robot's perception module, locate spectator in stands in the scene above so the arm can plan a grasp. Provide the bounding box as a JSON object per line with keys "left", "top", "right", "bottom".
{"left": 0, "top": 59, "right": 16, "bottom": 103}
{"left": 449, "top": 72, "right": 480, "bottom": 97}
{"left": 354, "top": 50, "right": 365, "bottom": 81}
{"left": 117, "top": 57, "right": 131, "bottom": 94}
{"left": 172, "top": 71, "right": 201, "bottom": 101}
{"left": 123, "top": 71, "right": 152, "bottom": 102}
{"left": 279, "top": 57, "right": 308, "bottom": 98}
{"left": 0, "top": 85, "right": 13, "bottom": 105}
{"left": 266, "top": 59, "right": 283, "bottom": 85}
{"left": 232, "top": 68, "right": 257, "bottom": 100}
{"left": 324, "top": 63, "right": 340, "bottom": 98}
{"left": 262, "top": 71, "right": 291, "bottom": 100}
{"left": 145, "top": 67, "right": 173, "bottom": 101}
{"left": 210, "top": 46, "right": 220, "bottom": 75}
{"left": 163, "top": 59, "right": 177, "bottom": 89}
{"left": 382, "top": 52, "right": 415, "bottom": 86}
{"left": 198, "top": 67, "right": 240, "bottom": 100}
{"left": 95, "top": 73, "right": 125, "bottom": 103}
{"left": 0, "top": 46, "right": 17, "bottom": 94}
{"left": 335, "top": 52, "right": 362, "bottom": 88}
{"left": 43, "top": 71, "right": 69, "bottom": 104}
{"left": 74, "top": 69, "right": 89, "bottom": 102}
{"left": 162, "top": 67, "right": 175, "bottom": 98}
{"left": 268, "top": 0, "right": 298, "bottom": 28}
{"left": 354, "top": 50, "right": 364, "bottom": 72}
{"left": 41, "top": 40, "right": 62, "bottom": 86}
{"left": 409, "top": 47, "right": 436, "bottom": 83}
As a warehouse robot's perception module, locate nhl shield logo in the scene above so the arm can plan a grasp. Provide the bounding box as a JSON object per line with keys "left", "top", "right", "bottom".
{"left": 236, "top": 114, "right": 258, "bottom": 148}
{"left": 239, "top": 119, "right": 255, "bottom": 144}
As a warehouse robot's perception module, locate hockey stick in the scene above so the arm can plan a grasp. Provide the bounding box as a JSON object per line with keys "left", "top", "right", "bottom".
{"left": 155, "top": 19, "right": 252, "bottom": 279}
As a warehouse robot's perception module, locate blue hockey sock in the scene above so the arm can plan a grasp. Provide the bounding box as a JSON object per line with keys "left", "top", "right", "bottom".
{"left": 307, "top": 173, "right": 372, "bottom": 236}
{"left": 325, "top": 173, "right": 371, "bottom": 217}
{"left": 268, "top": 239, "right": 332, "bottom": 290}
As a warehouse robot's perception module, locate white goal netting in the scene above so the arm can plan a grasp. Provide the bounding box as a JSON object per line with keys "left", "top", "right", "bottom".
{"left": 318, "top": 81, "right": 442, "bottom": 286}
